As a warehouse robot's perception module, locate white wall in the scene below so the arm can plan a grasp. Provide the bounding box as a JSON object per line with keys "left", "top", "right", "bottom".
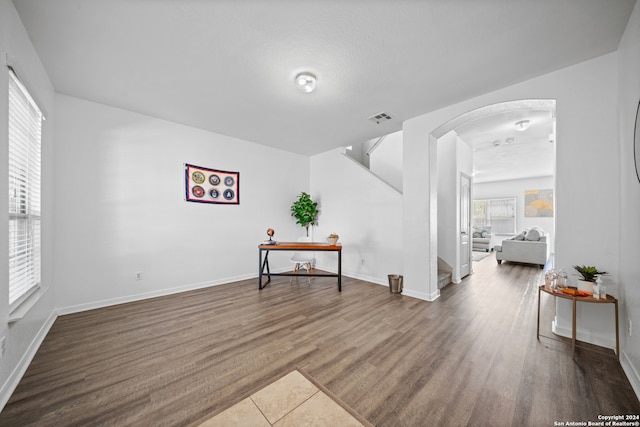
{"left": 473, "top": 176, "right": 555, "bottom": 249}
{"left": 310, "top": 149, "right": 402, "bottom": 286}
{"left": 54, "top": 95, "right": 309, "bottom": 313}
{"left": 369, "top": 130, "right": 403, "bottom": 192}
{"left": 0, "top": 0, "right": 57, "bottom": 408}
{"left": 617, "top": 0, "right": 640, "bottom": 396}
{"left": 403, "top": 53, "right": 620, "bottom": 345}
{"left": 437, "top": 132, "right": 457, "bottom": 274}
{"left": 437, "top": 132, "right": 473, "bottom": 282}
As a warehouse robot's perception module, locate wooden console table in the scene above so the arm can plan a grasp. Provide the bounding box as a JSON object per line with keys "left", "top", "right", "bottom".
{"left": 258, "top": 242, "right": 342, "bottom": 291}
{"left": 537, "top": 285, "right": 619, "bottom": 361}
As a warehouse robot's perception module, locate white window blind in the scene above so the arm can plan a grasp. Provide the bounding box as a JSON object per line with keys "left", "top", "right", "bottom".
{"left": 8, "top": 67, "right": 42, "bottom": 308}
{"left": 473, "top": 197, "right": 516, "bottom": 234}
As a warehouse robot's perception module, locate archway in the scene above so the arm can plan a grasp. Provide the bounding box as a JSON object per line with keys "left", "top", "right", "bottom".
{"left": 431, "top": 99, "right": 556, "bottom": 288}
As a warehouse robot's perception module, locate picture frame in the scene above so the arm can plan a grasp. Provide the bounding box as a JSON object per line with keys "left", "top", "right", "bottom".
{"left": 185, "top": 163, "right": 239, "bottom": 205}
{"left": 634, "top": 99, "right": 640, "bottom": 184}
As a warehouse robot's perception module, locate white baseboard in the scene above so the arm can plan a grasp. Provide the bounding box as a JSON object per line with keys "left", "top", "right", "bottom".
{"left": 621, "top": 350, "right": 640, "bottom": 401}
{"left": 0, "top": 310, "right": 57, "bottom": 412}
{"left": 316, "top": 264, "right": 440, "bottom": 302}
{"left": 551, "top": 318, "right": 616, "bottom": 350}
{"left": 402, "top": 287, "right": 441, "bottom": 302}
{"left": 56, "top": 271, "right": 283, "bottom": 316}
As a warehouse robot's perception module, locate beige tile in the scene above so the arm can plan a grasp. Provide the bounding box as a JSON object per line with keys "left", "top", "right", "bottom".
{"left": 250, "top": 370, "right": 319, "bottom": 424}
{"left": 274, "top": 391, "right": 365, "bottom": 427}
{"left": 198, "top": 397, "right": 270, "bottom": 427}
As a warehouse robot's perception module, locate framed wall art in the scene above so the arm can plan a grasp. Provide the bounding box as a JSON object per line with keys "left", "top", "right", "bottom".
{"left": 185, "top": 163, "right": 239, "bottom": 205}
{"left": 634, "top": 98, "right": 640, "bottom": 184}
{"left": 524, "top": 189, "right": 554, "bottom": 217}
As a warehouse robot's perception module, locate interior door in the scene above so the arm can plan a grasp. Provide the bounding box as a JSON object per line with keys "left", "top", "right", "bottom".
{"left": 460, "top": 174, "right": 471, "bottom": 278}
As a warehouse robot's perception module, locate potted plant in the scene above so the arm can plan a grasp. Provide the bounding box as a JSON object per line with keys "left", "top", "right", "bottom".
{"left": 574, "top": 265, "right": 607, "bottom": 292}
{"left": 290, "top": 192, "right": 319, "bottom": 237}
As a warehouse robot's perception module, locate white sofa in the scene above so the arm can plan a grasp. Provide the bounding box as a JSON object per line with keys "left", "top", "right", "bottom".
{"left": 495, "top": 227, "right": 549, "bottom": 269}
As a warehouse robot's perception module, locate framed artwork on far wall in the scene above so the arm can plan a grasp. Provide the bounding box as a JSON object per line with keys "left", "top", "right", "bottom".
{"left": 524, "top": 189, "right": 554, "bottom": 217}
{"left": 185, "top": 163, "right": 239, "bottom": 205}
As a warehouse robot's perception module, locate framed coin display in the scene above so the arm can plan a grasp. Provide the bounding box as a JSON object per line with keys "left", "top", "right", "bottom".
{"left": 185, "top": 163, "right": 239, "bottom": 204}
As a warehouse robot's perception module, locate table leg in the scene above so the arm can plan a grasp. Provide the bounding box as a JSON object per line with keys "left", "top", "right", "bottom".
{"left": 537, "top": 287, "right": 541, "bottom": 340}
{"left": 258, "top": 250, "right": 271, "bottom": 290}
{"left": 338, "top": 250, "right": 342, "bottom": 292}
{"left": 615, "top": 300, "right": 620, "bottom": 361}
{"left": 572, "top": 298, "right": 577, "bottom": 358}
{"left": 258, "top": 249, "right": 262, "bottom": 289}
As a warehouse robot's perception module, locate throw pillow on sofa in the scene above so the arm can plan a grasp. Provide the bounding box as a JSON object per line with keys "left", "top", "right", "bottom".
{"left": 525, "top": 227, "right": 544, "bottom": 241}
{"left": 513, "top": 232, "right": 526, "bottom": 240}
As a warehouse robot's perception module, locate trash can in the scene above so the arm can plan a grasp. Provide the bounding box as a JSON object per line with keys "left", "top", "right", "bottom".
{"left": 388, "top": 274, "right": 403, "bottom": 294}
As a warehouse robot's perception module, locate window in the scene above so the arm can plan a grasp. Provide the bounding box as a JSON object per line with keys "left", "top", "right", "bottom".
{"left": 8, "top": 67, "right": 42, "bottom": 308}
{"left": 473, "top": 197, "right": 516, "bottom": 234}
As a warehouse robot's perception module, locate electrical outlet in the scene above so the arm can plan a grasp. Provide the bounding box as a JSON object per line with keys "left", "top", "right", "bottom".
{"left": 0, "top": 337, "right": 6, "bottom": 358}
{"left": 629, "top": 319, "right": 633, "bottom": 336}
{"left": 135, "top": 271, "right": 143, "bottom": 281}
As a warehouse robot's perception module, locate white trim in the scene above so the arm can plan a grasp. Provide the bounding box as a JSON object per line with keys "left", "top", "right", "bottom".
{"left": 56, "top": 269, "right": 289, "bottom": 316}
{"left": 340, "top": 150, "right": 402, "bottom": 194}
{"left": 0, "top": 310, "right": 57, "bottom": 412}
{"left": 8, "top": 286, "right": 45, "bottom": 323}
{"left": 621, "top": 350, "right": 640, "bottom": 402}
{"left": 315, "top": 263, "right": 441, "bottom": 302}
{"left": 402, "top": 287, "right": 441, "bottom": 302}
{"left": 551, "top": 317, "right": 617, "bottom": 351}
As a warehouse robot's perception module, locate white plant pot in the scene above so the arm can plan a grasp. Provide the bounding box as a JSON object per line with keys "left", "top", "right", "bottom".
{"left": 577, "top": 279, "right": 594, "bottom": 292}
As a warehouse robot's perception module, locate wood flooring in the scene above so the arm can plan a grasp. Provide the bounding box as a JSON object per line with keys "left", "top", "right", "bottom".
{"left": 1, "top": 254, "right": 638, "bottom": 426}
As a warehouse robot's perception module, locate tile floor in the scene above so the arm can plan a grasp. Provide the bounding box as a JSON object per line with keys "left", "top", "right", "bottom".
{"left": 198, "top": 370, "right": 368, "bottom": 426}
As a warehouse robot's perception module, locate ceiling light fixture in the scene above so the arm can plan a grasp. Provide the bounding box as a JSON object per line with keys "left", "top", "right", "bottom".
{"left": 295, "top": 72, "right": 317, "bottom": 93}
{"left": 514, "top": 120, "right": 530, "bottom": 131}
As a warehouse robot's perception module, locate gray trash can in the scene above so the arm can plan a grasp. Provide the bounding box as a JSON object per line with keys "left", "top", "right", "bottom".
{"left": 388, "top": 274, "right": 403, "bottom": 294}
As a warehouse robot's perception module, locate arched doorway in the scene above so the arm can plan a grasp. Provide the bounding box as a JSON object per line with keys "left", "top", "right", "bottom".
{"left": 432, "top": 99, "right": 556, "bottom": 287}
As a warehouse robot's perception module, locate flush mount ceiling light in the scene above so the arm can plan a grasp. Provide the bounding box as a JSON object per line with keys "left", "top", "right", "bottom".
{"left": 514, "top": 120, "right": 531, "bottom": 131}
{"left": 295, "top": 72, "right": 317, "bottom": 93}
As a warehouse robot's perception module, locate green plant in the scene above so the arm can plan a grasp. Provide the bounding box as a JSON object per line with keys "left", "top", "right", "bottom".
{"left": 573, "top": 265, "right": 607, "bottom": 282}
{"left": 290, "top": 192, "right": 319, "bottom": 237}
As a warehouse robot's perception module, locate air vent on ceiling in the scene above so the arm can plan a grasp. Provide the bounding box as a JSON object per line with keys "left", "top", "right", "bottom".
{"left": 368, "top": 112, "right": 393, "bottom": 124}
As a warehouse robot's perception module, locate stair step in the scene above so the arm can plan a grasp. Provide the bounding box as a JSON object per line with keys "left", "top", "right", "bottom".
{"left": 437, "top": 271, "right": 451, "bottom": 289}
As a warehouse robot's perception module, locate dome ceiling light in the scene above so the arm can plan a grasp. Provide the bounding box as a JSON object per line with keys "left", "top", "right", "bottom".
{"left": 295, "top": 72, "right": 317, "bottom": 93}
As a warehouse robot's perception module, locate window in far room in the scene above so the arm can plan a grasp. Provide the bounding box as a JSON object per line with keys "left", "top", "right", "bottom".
{"left": 473, "top": 197, "right": 516, "bottom": 234}
{"left": 8, "top": 66, "right": 42, "bottom": 310}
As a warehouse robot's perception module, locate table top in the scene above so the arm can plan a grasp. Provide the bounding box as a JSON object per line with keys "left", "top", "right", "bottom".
{"left": 259, "top": 241, "right": 342, "bottom": 250}
{"left": 539, "top": 285, "right": 617, "bottom": 303}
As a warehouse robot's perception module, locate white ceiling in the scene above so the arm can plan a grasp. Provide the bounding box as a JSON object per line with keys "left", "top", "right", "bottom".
{"left": 12, "top": 0, "right": 637, "bottom": 156}
{"left": 457, "top": 107, "right": 556, "bottom": 183}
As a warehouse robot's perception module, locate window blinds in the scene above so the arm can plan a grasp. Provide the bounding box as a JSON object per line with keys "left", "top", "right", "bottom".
{"left": 473, "top": 198, "right": 516, "bottom": 234}
{"left": 8, "top": 67, "right": 42, "bottom": 307}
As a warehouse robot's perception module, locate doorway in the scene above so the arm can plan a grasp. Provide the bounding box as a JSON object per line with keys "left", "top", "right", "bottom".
{"left": 434, "top": 99, "right": 556, "bottom": 287}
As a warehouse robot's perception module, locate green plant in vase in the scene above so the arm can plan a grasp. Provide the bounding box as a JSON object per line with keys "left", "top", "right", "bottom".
{"left": 290, "top": 192, "right": 319, "bottom": 237}
{"left": 573, "top": 265, "right": 607, "bottom": 282}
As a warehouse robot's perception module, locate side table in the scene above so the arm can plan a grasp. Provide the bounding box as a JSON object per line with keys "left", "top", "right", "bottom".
{"left": 537, "top": 285, "right": 619, "bottom": 361}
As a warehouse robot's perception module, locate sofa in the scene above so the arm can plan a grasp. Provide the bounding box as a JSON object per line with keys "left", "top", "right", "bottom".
{"left": 472, "top": 226, "right": 493, "bottom": 252}
{"left": 495, "top": 227, "right": 548, "bottom": 269}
